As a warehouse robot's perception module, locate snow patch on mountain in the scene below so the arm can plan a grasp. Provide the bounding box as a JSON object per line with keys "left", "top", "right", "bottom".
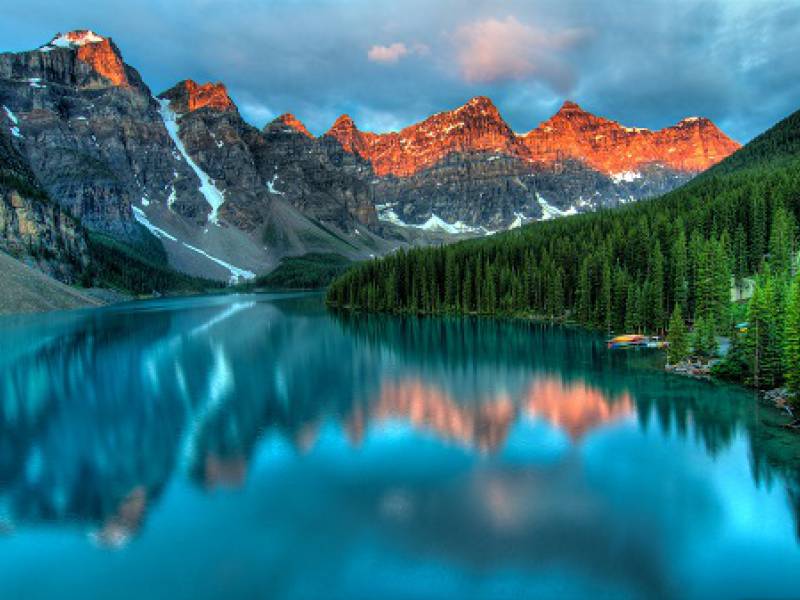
{"left": 133, "top": 206, "right": 177, "bottom": 241}
{"left": 267, "top": 174, "right": 284, "bottom": 195}
{"left": 133, "top": 206, "right": 255, "bottom": 283}
{"left": 376, "top": 203, "right": 490, "bottom": 234}
{"left": 537, "top": 194, "right": 578, "bottom": 221}
{"left": 418, "top": 214, "right": 482, "bottom": 234}
{"left": 158, "top": 98, "right": 226, "bottom": 224}
{"left": 509, "top": 212, "right": 530, "bottom": 229}
{"left": 3, "top": 106, "right": 23, "bottom": 138}
{"left": 181, "top": 242, "right": 255, "bottom": 283}
{"left": 47, "top": 31, "right": 106, "bottom": 49}
{"left": 610, "top": 171, "right": 642, "bottom": 184}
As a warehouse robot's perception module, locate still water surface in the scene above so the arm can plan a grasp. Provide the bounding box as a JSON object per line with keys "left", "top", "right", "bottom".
{"left": 0, "top": 293, "right": 799, "bottom": 599}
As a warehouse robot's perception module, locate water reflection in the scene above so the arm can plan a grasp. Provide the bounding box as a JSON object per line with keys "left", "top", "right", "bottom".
{"left": 0, "top": 294, "right": 798, "bottom": 579}
{"left": 524, "top": 379, "right": 634, "bottom": 441}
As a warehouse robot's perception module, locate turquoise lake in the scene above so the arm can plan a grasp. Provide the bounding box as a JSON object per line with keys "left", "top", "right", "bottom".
{"left": 0, "top": 293, "right": 799, "bottom": 599}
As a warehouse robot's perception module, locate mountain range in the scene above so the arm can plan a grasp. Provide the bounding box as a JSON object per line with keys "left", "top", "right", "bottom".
{"left": 0, "top": 30, "right": 740, "bottom": 288}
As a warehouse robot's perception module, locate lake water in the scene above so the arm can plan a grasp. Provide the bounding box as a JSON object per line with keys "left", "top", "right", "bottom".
{"left": 0, "top": 293, "right": 799, "bottom": 599}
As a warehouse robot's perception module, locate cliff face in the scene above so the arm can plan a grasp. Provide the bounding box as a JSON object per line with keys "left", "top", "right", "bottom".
{"left": 0, "top": 127, "right": 90, "bottom": 283}
{"left": 157, "top": 81, "right": 377, "bottom": 235}
{"left": 255, "top": 113, "right": 377, "bottom": 232}
{"left": 0, "top": 31, "right": 210, "bottom": 239}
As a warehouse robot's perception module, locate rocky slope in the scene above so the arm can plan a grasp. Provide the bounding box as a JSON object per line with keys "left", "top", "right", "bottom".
{"left": 0, "top": 124, "right": 90, "bottom": 283}
{"left": 0, "top": 32, "right": 385, "bottom": 284}
{"left": 0, "top": 250, "right": 101, "bottom": 315}
{"left": 155, "top": 80, "right": 389, "bottom": 263}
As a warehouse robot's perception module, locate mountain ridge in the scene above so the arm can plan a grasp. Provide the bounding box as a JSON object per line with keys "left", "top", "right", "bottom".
{"left": 321, "top": 96, "right": 739, "bottom": 178}
{"left": 0, "top": 29, "right": 744, "bottom": 288}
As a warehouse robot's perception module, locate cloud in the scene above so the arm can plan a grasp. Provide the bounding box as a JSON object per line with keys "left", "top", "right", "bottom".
{"left": 454, "top": 16, "right": 589, "bottom": 92}
{"left": 368, "top": 43, "right": 409, "bottom": 64}
{"left": 368, "top": 41, "right": 430, "bottom": 65}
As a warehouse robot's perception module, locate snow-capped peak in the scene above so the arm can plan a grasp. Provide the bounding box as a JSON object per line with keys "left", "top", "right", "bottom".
{"left": 44, "top": 30, "right": 106, "bottom": 50}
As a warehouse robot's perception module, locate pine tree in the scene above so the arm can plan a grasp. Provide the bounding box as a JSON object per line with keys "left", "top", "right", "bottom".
{"left": 576, "top": 258, "right": 592, "bottom": 324}
{"left": 598, "top": 255, "right": 612, "bottom": 332}
{"left": 667, "top": 304, "right": 690, "bottom": 364}
{"left": 769, "top": 206, "right": 796, "bottom": 278}
{"left": 746, "top": 274, "right": 785, "bottom": 388}
{"left": 650, "top": 241, "right": 666, "bottom": 332}
{"left": 625, "top": 285, "right": 640, "bottom": 333}
{"left": 672, "top": 229, "right": 688, "bottom": 312}
{"left": 692, "top": 314, "right": 717, "bottom": 359}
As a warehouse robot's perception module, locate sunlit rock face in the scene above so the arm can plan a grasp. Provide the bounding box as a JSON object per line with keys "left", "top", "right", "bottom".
{"left": 326, "top": 96, "right": 530, "bottom": 178}
{"left": 522, "top": 101, "right": 741, "bottom": 175}
{"left": 326, "top": 98, "right": 739, "bottom": 179}
{"left": 161, "top": 80, "right": 235, "bottom": 114}
{"left": 275, "top": 113, "right": 314, "bottom": 139}
{"left": 323, "top": 97, "right": 739, "bottom": 231}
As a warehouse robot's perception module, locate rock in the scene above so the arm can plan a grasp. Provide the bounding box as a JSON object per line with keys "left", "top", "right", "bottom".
{"left": 0, "top": 126, "right": 89, "bottom": 283}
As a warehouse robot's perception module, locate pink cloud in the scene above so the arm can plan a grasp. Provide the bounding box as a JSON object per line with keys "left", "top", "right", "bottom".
{"left": 454, "top": 16, "right": 589, "bottom": 90}
{"left": 368, "top": 43, "right": 409, "bottom": 64}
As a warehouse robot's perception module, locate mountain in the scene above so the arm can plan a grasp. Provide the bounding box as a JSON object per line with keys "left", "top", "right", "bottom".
{"left": 0, "top": 31, "right": 387, "bottom": 285}
{"left": 324, "top": 98, "right": 740, "bottom": 231}
{"left": 0, "top": 29, "right": 741, "bottom": 291}
{"left": 521, "top": 100, "right": 739, "bottom": 174}
{"left": 327, "top": 104, "right": 800, "bottom": 333}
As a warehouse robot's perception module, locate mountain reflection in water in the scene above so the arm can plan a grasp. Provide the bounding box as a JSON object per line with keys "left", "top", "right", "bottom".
{"left": 0, "top": 294, "right": 799, "bottom": 599}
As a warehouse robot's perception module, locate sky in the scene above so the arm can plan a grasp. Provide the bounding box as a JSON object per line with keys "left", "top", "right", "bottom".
{"left": 1, "top": 0, "right": 799, "bottom": 142}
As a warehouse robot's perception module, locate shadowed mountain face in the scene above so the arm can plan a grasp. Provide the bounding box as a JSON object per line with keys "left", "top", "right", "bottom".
{"left": 0, "top": 32, "right": 390, "bottom": 282}
{"left": 0, "top": 124, "right": 89, "bottom": 283}
{"left": 0, "top": 30, "right": 741, "bottom": 282}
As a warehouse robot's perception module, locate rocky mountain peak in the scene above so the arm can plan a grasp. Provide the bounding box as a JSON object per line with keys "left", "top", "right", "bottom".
{"left": 455, "top": 95, "right": 500, "bottom": 115}
{"left": 39, "top": 30, "right": 129, "bottom": 86}
{"left": 329, "top": 114, "right": 358, "bottom": 133}
{"left": 523, "top": 102, "right": 740, "bottom": 174}
{"left": 325, "top": 115, "right": 367, "bottom": 155}
{"left": 555, "top": 100, "right": 585, "bottom": 114}
{"left": 159, "top": 80, "right": 235, "bottom": 115}
{"left": 183, "top": 80, "right": 235, "bottom": 112}
{"left": 45, "top": 30, "right": 107, "bottom": 49}
{"left": 542, "top": 100, "right": 611, "bottom": 130}
{"left": 275, "top": 113, "right": 313, "bottom": 138}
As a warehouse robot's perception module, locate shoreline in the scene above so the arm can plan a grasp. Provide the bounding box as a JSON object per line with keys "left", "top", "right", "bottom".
{"left": 329, "top": 303, "right": 800, "bottom": 431}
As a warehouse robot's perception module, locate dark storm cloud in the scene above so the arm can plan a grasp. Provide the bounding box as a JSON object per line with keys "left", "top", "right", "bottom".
{"left": 1, "top": 0, "right": 798, "bottom": 141}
